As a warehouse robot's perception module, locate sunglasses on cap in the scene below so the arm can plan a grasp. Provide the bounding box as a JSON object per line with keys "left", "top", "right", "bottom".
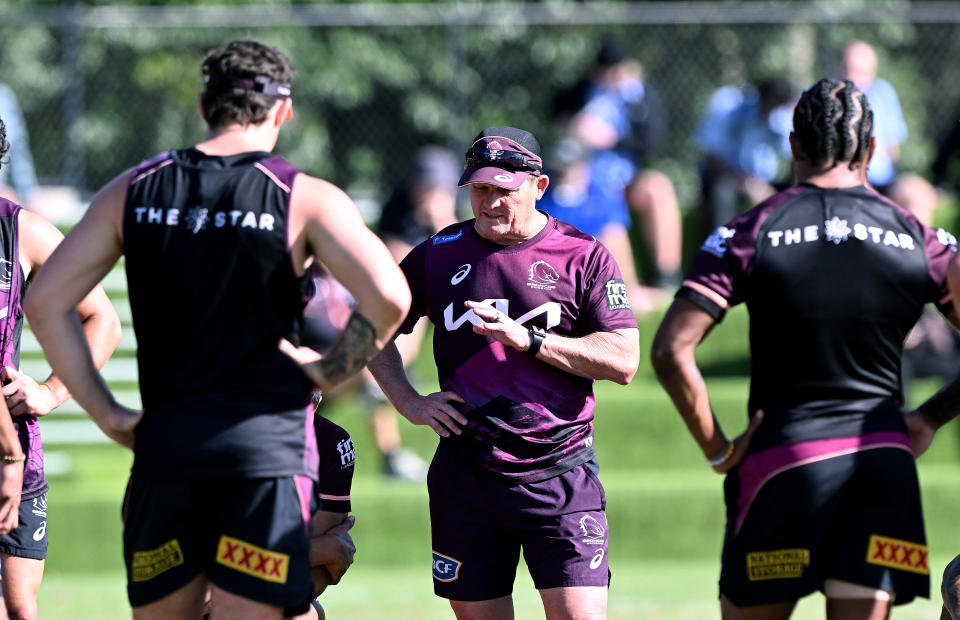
{"left": 465, "top": 146, "right": 542, "bottom": 173}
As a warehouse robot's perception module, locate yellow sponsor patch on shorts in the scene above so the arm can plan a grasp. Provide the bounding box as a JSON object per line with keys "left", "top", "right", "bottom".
{"left": 866, "top": 534, "right": 929, "bottom": 575}
{"left": 132, "top": 539, "right": 184, "bottom": 582}
{"left": 746, "top": 548, "right": 810, "bottom": 581}
{"left": 216, "top": 535, "right": 290, "bottom": 584}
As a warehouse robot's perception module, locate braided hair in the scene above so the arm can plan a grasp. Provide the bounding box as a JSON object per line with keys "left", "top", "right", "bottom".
{"left": 0, "top": 117, "right": 8, "bottom": 172}
{"left": 792, "top": 78, "right": 874, "bottom": 170}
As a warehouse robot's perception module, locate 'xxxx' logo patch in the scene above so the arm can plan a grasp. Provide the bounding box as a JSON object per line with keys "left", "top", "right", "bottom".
{"left": 132, "top": 539, "right": 184, "bottom": 582}
{"left": 216, "top": 536, "right": 290, "bottom": 583}
{"left": 866, "top": 534, "right": 929, "bottom": 575}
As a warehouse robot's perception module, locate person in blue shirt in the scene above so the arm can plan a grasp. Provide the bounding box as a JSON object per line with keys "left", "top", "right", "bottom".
{"left": 0, "top": 84, "right": 37, "bottom": 208}
{"left": 696, "top": 77, "right": 796, "bottom": 233}
{"left": 555, "top": 38, "right": 683, "bottom": 293}
{"left": 538, "top": 137, "right": 665, "bottom": 315}
{"left": 840, "top": 40, "right": 939, "bottom": 222}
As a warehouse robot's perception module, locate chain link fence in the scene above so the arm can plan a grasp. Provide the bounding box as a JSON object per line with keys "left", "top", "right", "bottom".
{"left": 1, "top": 2, "right": 959, "bottom": 221}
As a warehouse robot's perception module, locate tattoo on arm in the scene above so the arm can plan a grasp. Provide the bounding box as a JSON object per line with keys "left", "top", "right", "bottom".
{"left": 318, "top": 311, "right": 378, "bottom": 387}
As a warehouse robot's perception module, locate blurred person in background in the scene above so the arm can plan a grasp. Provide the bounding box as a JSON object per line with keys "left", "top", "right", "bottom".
{"left": 653, "top": 77, "right": 959, "bottom": 618}
{"left": 554, "top": 37, "right": 683, "bottom": 300}
{"left": 840, "top": 40, "right": 939, "bottom": 220}
{"left": 0, "top": 84, "right": 37, "bottom": 210}
{"left": 369, "top": 126, "right": 640, "bottom": 620}
{"left": 696, "top": 76, "right": 796, "bottom": 234}
{"left": 22, "top": 39, "right": 409, "bottom": 619}
{"left": 538, "top": 135, "right": 662, "bottom": 315}
{"left": 0, "top": 111, "right": 121, "bottom": 620}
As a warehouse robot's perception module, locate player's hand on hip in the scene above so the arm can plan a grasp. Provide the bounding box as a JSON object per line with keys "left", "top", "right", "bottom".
{"left": 0, "top": 459, "right": 23, "bottom": 535}
{"left": 96, "top": 405, "right": 142, "bottom": 450}
{"left": 1, "top": 366, "right": 58, "bottom": 417}
{"left": 465, "top": 300, "right": 531, "bottom": 352}
{"left": 399, "top": 391, "right": 467, "bottom": 438}
{"left": 712, "top": 409, "right": 764, "bottom": 474}
{"left": 904, "top": 410, "right": 936, "bottom": 457}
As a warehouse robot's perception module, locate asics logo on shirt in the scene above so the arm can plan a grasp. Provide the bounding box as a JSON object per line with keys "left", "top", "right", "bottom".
{"left": 451, "top": 264, "right": 471, "bottom": 285}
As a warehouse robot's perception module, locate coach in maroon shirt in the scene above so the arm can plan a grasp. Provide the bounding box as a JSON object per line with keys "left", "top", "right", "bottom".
{"left": 369, "top": 126, "right": 640, "bottom": 619}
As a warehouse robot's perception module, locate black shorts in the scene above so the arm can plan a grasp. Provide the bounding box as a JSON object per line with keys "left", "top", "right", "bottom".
{"left": 721, "top": 432, "right": 928, "bottom": 606}
{"left": 428, "top": 443, "right": 609, "bottom": 602}
{"left": 122, "top": 475, "right": 314, "bottom": 612}
{"left": 0, "top": 493, "right": 47, "bottom": 560}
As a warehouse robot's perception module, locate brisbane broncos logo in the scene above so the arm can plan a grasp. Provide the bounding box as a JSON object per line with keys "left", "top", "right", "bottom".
{"left": 527, "top": 260, "right": 559, "bottom": 290}
{"left": 579, "top": 515, "right": 606, "bottom": 545}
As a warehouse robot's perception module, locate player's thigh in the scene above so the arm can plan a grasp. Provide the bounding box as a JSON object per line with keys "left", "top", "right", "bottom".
{"left": 132, "top": 573, "right": 207, "bottom": 620}
{"left": 720, "top": 593, "right": 795, "bottom": 620}
{"left": 448, "top": 595, "right": 514, "bottom": 620}
{"left": 824, "top": 595, "right": 892, "bottom": 620}
{"left": 0, "top": 554, "right": 43, "bottom": 602}
{"left": 539, "top": 585, "right": 607, "bottom": 620}
{"left": 208, "top": 583, "right": 284, "bottom": 620}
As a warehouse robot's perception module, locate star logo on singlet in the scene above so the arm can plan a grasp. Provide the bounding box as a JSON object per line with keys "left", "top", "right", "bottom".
{"left": 184, "top": 208, "right": 209, "bottom": 234}
{"left": 824, "top": 216, "right": 852, "bottom": 245}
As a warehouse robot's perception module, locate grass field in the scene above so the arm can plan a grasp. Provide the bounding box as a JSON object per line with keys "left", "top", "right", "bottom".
{"left": 33, "top": 307, "right": 960, "bottom": 618}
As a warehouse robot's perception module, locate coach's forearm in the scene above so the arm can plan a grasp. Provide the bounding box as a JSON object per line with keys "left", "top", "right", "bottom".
{"left": 366, "top": 341, "right": 422, "bottom": 415}
{"left": 533, "top": 328, "right": 639, "bottom": 385}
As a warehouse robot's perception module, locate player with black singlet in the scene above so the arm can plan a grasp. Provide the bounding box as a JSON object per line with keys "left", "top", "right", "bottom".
{"left": 652, "top": 78, "right": 960, "bottom": 619}
{"left": 23, "top": 40, "right": 409, "bottom": 619}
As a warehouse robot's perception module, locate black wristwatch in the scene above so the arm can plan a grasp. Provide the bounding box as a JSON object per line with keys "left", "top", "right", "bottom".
{"left": 526, "top": 325, "right": 546, "bottom": 357}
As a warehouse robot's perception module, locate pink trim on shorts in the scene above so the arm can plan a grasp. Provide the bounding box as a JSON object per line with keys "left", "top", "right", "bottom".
{"left": 254, "top": 162, "right": 291, "bottom": 192}
{"left": 318, "top": 493, "right": 351, "bottom": 501}
{"left": 734, "top": 431, "right": 912, "bottom": 533}
{"left": 682, "top": 280, "right": 730, "bottom": 310}
{"left": 294, "top": 474, "right": 313, "bottom": 532}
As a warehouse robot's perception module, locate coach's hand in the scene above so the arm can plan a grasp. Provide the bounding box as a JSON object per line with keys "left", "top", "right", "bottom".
{"left": 398, "top": 391, "right": 467, "bottom": 438}
{"left": 2, "top": 367, "right": 60, "bottom": 417}
{"left": 711, "top": 410, "right": 764, "bottom": 474}
{"left": 465, "top": 300, "right": 531, "bottom": 352}
{"left": 0, "top": 458, "right": 23, "bottom": 535}
{"left": 94, "top": 404, "right": 142, "bottom": 450}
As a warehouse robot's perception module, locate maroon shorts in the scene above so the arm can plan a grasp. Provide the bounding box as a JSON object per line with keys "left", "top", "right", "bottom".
{"left": 427, "top": 442, "right": 610, "bottom": 601}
